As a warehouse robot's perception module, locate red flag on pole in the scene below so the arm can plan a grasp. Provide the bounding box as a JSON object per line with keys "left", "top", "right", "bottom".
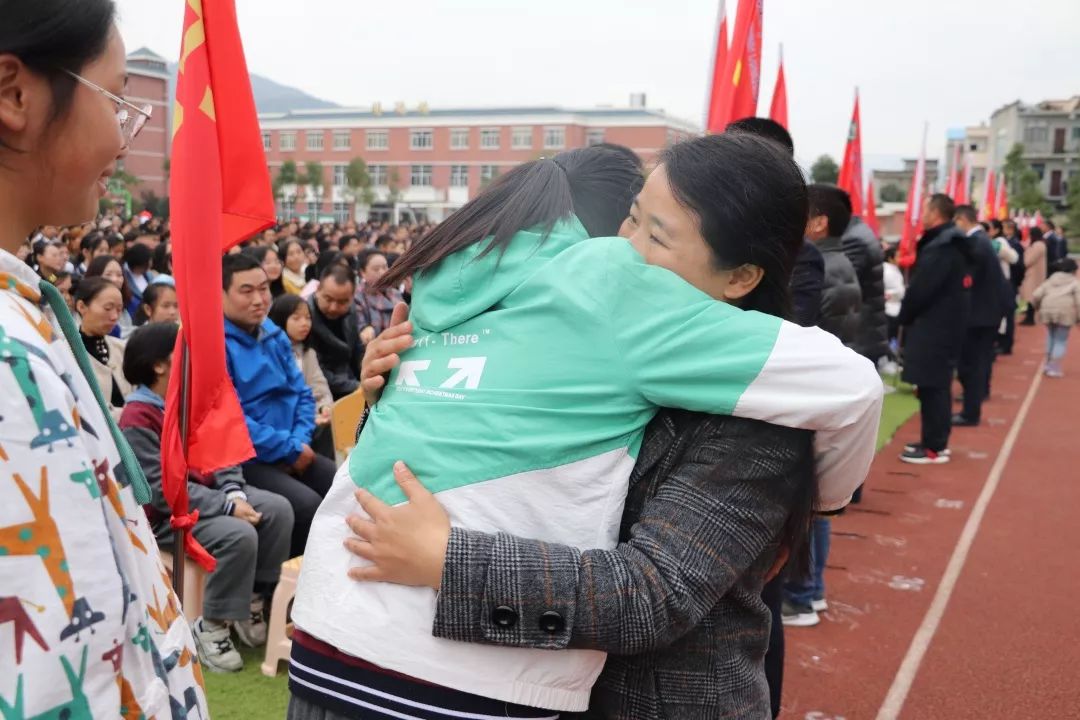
{"left": 995, "top": 175, "right": 1008, "bottom": 220}
{"left": 768, "top": 44, "right": 788, "bottom": 129}
{"left": 865, "top": 177, "right": 881, "bottom": 237}
{"left": 980, "top": 170, "right": 996, "bottom": 222}
{"left": 838, "top": 90, "right": 865, "bottom": 217}
{"left": 163, "top": 0, "right": 274, "bottom": 571}
{"left": 954, "top": 159, "right": 970, "bottom": 205}
{"left": 713, "top": 0, "right": 764, "bottom": 128}
{"left": 946, "top": 142, "right": 961, "bottom": 199}
{"left": 898, "top": 124, "right": 928, "bottom": 269}
{"left": 705, "top": 0, "right": 730, "bottom": 133}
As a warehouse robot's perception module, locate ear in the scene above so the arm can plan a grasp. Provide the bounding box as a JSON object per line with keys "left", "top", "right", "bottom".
{"left": 807, "top": 214, "right": 828, "bottom": 239}
{"left": 153, "top": 359, "right": 170, "bottom": 378}
{"left": 722, "top": 264, "right": 766, "bottom": 302}
{"left": 0, "top": 54, "right": 31, "bottom": 135}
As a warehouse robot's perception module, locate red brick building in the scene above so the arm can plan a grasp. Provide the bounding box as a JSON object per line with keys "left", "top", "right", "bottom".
{"left": 259, "top": 101, "right": 700, "bottom": 223}
{"left": 123, "top": 48, "right": 172, "bottom": 202}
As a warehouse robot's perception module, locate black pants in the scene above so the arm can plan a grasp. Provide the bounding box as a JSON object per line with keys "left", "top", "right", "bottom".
{"left": 1022, "top": 303, "right": 1036, "bottom": 325}
{"left": 918, "top": 384, "right": 952, "bottom": 452}
{"left": 761, "top": 575, "right": 785, "bottom": 718}
{"left": 998, "top": 298, "right": 1017, "bottom": 353}
{"left": 958, "top": 326, "right": 997, "bottom": 422}
{"left": 242, "top": 456, "right": 337, "bottom": 557}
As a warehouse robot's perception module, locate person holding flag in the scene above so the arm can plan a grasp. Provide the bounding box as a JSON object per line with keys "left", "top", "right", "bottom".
{"left": 0, "top": 0, "right": 206, "bottom": 715}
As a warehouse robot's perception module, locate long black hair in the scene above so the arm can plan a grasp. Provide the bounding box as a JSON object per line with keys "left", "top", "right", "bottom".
{"left": 123, "top": 322, "right": 179, "bottom": 388}
{"left": 661, "top": 133, "right": 807, "bottom": 321}
{"left": 244, "top": 245, "right": 284, "bottom": 297}
{"left": 0, "top": 0, "right": 116, "bottom": 132}
{"left": 379, "top": 144, "right": 644, "bottom": 289}
{"left": 134, "top": 282, "right": 176, "bottom": 326}
{"left": 268, "top": 294, "right": 311, "bottom": 348}
{"left": 661, "top": 133, "right": 816, "bottom": 574}
{"left": 85, "top": 254, "right": 132, "bottom": 310}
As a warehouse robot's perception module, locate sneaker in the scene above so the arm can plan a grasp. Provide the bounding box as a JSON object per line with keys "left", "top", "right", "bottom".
{"left": 234, "top": 595, "right": 267, "bottom": 648}
{"left": 781, "top": 600, "right": 820, "bottom": 627}
{"left": 900, "top": 447, "right": 951, "bottom": 465}
{"left": 811, "top": 598, "right": 828, "bottom": 612}
{"left": 902, "top": 443, "right": 952, "bottom": 456}
{"left": 193, "top": 617, "right": 243, "bottom": 673}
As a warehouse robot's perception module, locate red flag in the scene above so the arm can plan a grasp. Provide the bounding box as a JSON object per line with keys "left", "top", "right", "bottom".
{"left": 837, "top": 90, "right": 864, "bottom": 217}
{"left": 980, "top": 170, "right": 996, "bottom": 222}
{"left": 768, "top": 45, "right": 787, "bottom": 129}
{"left": 163, "top": 0, "right": 274, "bottom": 570}
{"left": 995, "top": 175, "right": 1008, "bottom": 220}
{"left": 945, "top": 142, "right": 961, "bottom": 199}
{"left": 865, "top": 177, "right": 881, "bottom": 237}
{"left": 898, "top": 124, "right": 928, "bottom": 269}
{"left": 713, "top": 0, "right": 764, "bottom": 128}
{"left": 954, "top": 159, "right": 970, "bottom": 205}
{"left": 705, "top": 0, "right": 730, "bottom": 133}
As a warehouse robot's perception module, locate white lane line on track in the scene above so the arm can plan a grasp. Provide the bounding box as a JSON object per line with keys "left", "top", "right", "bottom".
{"left": 875, "top": 364, "right": 1044, "bottom": 720}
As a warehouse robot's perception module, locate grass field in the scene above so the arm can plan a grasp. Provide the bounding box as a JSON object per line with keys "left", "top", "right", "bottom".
{"left": 202, "top": 385, "right": 920, "bottom": 719}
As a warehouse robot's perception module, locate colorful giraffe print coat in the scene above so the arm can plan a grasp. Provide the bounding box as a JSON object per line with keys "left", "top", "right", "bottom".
{"left": 0, "top": 250, "right": 207, "bottom": 720}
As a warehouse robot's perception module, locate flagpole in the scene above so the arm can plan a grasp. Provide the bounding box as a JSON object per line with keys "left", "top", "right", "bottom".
{"left": 172, "top": 338, "right": 192, "bottom": 604}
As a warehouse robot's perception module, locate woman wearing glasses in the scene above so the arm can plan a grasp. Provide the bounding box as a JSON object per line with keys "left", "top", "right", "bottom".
{"left": 0, "top": 1, "right": 206, "bottom": 717}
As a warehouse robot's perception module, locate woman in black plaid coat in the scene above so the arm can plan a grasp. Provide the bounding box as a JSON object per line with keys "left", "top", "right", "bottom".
{"left": 338, "top": 135, "right": 834, "bottom": 720}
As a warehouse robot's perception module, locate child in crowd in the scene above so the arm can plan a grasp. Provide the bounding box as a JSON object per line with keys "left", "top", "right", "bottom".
{"left": 1033, "top": 258, "right": 1080, "bottom": 378}
{"left": 119, "top": 322, "right": 295, "bottom": 673}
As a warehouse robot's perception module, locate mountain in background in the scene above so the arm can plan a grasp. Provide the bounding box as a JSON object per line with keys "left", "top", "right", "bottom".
{"left": 157, "top": 56, "right": 341, "bottom": 114}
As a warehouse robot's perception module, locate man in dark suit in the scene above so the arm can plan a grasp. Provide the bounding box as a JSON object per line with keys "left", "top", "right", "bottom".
{"left": 898, "top": 194, "right": 972, "bottom": 464}
{"left": 952, "top": 206, "right": 1009, "bottom": 426}
{"left": 997, "top": 219, "right": 1025, "bottom": 355}
{"left": 1042, "top": 218, "right": 1068, "bottom": 265}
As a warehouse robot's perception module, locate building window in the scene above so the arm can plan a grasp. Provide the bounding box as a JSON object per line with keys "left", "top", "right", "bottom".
{"left": 333, "top": 165, "right": 348, "bottom": 187}
{"left": 411, "top": 164, "right": 433, "bottom": 186}
{"left": 1031, "top": 163, "right": 1046, "bottom": 180}
{"left": 450, "top": 165, "right": 469, "bottom": 187}
{"left": 480, "top": 129, "right": 501, "bottom": 150}
{"left": 480, "top": 165, "right": 499, "bottom": 184}
{"left": 586, "top": 129, "right": 605, "bottom": 146}
{"left": 280, "top": 132, "right": 296, "bottom": 152}
{"left": 307, "top": 131, "right": 324, "bottom": 151}
{"left": 543, "top": 127, "right": 565, "bottom": 150}
{"left": 281, "top": 199, "right": 296, "bottom": 218}
{"left": 367, "top": 130, "right": 389, "bottom": 151}
{"left": 262, "top": 132, "right": 272, "bottom": 152}
{"left": 333, "top": 130, "right": 351, "bottom": 151}
{"left": 369, "top": 164, "right": 387, "bottom": 186}
{"left": 1073, "top": 127, "right": 1080, "bottom": 140}
{"left": 450, "top": 129, "right": 470, "bottom": 150}
{"left": 1023, "top": 126, "right": 1049, "bottom": 143}
{"left": 333, "top": 201, "right": 351, "bottom": 223}
{"left": 511, "top": 127, "right": 532, "bottom": 150}
{"left": 410, "top": 130, "right": 434, "bottom": 150}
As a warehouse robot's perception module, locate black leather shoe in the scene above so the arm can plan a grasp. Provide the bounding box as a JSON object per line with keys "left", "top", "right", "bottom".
{"left": 951, "top": 414, "right": 979, "bottom": 427}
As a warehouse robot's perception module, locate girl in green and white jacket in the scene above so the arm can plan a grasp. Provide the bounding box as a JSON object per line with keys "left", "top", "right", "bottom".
{"left": 291, "top": 140, "right": 884, "bottom": 716}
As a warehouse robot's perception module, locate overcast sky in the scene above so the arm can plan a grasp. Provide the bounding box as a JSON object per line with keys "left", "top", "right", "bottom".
{"left": 114, "top": 0, "right": 1079, "bottom": 171}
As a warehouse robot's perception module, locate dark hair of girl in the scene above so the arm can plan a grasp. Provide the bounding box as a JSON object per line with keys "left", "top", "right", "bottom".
{"left": 151, "top": 242, "right": 172, "bottom": 275}
{"left": 378, "top": 144, "right": 644, "bottom": 290}
{"left": 660, "top": 132, "right": 816, "bottom": 574}
{"left": 85, "top": 254, "right": 132, "bottom": 309}
{"left": 122, "top": 322, "right": 179, "bottom": 388}
{"left": 124, "top": 243, "right": 153, "bottom": 271}
{"left": 0, "top": 0, "right": 117, "bottom": 137}
{"left": 1029, "top": 227, "right": 1044, "bottom": 243}
{"left": 74, "top": 275, "right": 119, "bottom": 307}
{"left": 80, "top": 231, "right": 108, "bottom": 263}
{"left": 277, "top": 237, "right": 305, "bottom": 268}
{"left": 356, "top": 249, "right": 386, "bottom": 274}
{"left": 268, "top": 294, "right": 311, "bottom": 349}
{"left": 308, "top": 250, "right": 349, "bottom": 284}
{"left": 134, "top": 282, "right": 175, "bottom": 326}
{"left": 244, "top": 245, "right": 284, "bottom": 297}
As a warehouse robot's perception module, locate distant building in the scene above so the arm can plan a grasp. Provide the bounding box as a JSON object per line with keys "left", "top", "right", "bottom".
{"left": 988, "top": 96, "right": 1080, "bottom": 208}
{"left": 259, "top": 100, "right": 700, "bottom": 223}
{"left": 872, "top": 158, "right": 939, "bottom": 207}
{"left": 123, "top": 48, "right": 171, "bottom": 201}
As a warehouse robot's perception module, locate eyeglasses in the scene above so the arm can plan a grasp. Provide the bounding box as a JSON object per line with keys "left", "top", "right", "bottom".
{"left": 65, "top": 71, "right": 153, "bottom": 148}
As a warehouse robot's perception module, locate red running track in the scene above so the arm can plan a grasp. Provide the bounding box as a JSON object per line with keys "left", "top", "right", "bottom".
{"left": 782, "top": 324, "right": 1079, "bottom": 720}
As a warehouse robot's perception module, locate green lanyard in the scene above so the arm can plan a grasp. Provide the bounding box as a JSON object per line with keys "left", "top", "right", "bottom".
{"left": 38, "top": 280, "right": 151, "bottom": 505}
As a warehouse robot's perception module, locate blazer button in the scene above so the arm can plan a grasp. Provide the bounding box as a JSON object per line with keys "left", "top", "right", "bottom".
{"left": 539, "top": 610, "right": 565, "bottom": 634}
{"left": 492, "top": 606, "right": 518, "bottom": 628}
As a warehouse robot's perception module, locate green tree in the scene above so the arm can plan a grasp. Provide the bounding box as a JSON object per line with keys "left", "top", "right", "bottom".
{"left": 1000, "top": 142, "right": 1051, "bottom": 215}
{"left": 811, "top": 155, "right": 839, "bottom": 184}
{"left": 879, "top": 184, "right": 907, "bottom": 203}
{"left": 304, "top": 161, "right": 325, "bottom": 211}
{"left": 387, "top": 168, "right": 403, "bottom": 205}
{"left": 275, "top": 160, "right": 299, "bottom": 202}
{"left": 345, "top": 157, "right": 375, "bottom": 210}
{"left": 1002, "top": 143, "right": 1027, "bottom": 196}
{"left": 1064, "top": 175, "right": 1080, "bottom": 245}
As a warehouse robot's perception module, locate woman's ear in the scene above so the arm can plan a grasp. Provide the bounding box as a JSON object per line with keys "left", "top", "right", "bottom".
{"left": 0, "top": 55, "right": 30, "bottom": 136}
{"left": 722, "top": 264, "right": 765, "bottom": 302}
{"left": 153, "top": 359, "right": 170, "bottom": 379}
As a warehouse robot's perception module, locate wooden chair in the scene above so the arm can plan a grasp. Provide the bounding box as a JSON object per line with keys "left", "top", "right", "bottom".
{"left": 159, "top": 551, "right": 207, "bottom": 623}
{"left": 331, "top": 388, "right": 366, "bottom": 464}
{"left": 261, "top": 555, "right": 303, "bottom": 677}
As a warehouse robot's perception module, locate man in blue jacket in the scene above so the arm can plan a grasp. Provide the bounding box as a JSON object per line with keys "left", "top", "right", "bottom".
{"left": 222, "top": 253, "right": 335, "bottom": 557}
